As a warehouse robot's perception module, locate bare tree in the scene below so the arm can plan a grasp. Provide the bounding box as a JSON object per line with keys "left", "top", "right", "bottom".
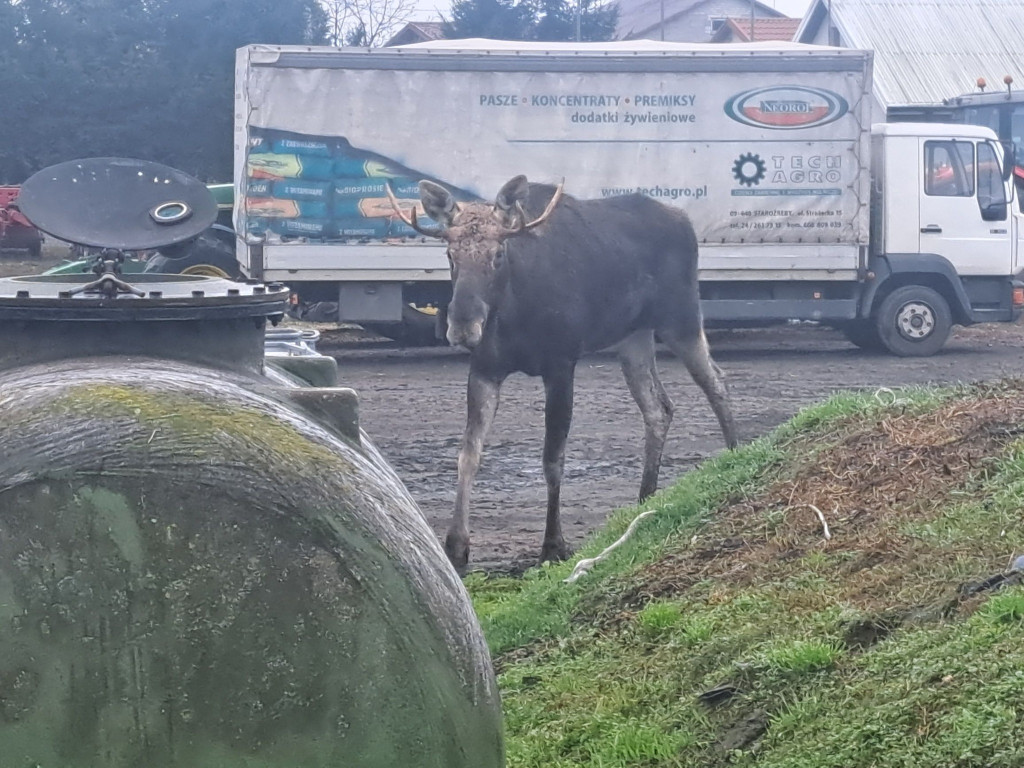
{"left": 322, "top": 0, "right": 351, "bottom": 46}
{"left": 321, "top": 0, "right": 419, "bottom": 46}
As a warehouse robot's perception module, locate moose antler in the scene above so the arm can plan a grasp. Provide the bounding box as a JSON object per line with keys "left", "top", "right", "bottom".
{"left": 503, "top": 180, "right": 564, "bottom": 235}
{"left": 385, "top": 183, "right": 447, "bottom": 239}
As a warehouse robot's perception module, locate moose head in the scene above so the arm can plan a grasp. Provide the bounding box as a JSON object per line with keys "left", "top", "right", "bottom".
{"left": 387, "top": 176, "right": 563, "bottom": 349}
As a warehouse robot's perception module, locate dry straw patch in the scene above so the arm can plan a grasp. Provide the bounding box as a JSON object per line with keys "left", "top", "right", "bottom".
{"left": 634, "top": 385, "right": 1024, "bottom": 611}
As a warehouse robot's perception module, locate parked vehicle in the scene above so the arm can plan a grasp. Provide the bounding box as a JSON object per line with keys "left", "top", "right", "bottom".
{"left": 890, "top": 77, "right": 1024, "bottom": 203}
{"left": 232, "top": 41, "right": 1024, "bottom": 355}
{"left": 0, "top": 186, "right": 43, "bottom": 257}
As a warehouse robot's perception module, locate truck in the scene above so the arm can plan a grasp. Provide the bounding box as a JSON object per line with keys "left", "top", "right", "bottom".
{"left": 233, "top": 40, "right": 1024, "bottom": 356}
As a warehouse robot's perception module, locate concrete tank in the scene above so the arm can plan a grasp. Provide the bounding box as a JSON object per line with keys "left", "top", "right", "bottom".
{"left": 0, "top": 269, "right": 503, "bottom": 765}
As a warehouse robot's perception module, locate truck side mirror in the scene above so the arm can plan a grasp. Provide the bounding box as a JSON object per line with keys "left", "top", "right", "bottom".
{"left": 1001, "top": 141, "right": 1016, "bottom": 181}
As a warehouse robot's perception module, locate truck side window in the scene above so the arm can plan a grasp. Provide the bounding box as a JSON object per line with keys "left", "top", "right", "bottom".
{"left": 925, "top": 141, "right": 974, "bottom": 197}
{"left": 977, "top": 142, "right": 1008, "bottom": 220}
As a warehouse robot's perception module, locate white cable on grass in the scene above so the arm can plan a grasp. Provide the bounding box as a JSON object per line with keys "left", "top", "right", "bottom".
{"left": 563, "top": 509, "right": 657, "bottom": 584}
{"left": 806, "top": 503, "right": 832, "bottom": 540}
{"left": 874, "top": 387, "right": 910, "bottom": 407}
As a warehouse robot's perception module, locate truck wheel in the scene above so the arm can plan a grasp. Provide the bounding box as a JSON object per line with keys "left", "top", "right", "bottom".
{"left": 874, "top": 285, "right": 952, "bottom": 357}
{"left": 840, "top": 320, "right": 883, "bottom": 351}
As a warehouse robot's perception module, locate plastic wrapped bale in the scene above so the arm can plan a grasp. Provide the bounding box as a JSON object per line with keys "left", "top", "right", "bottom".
{"left": 0, "top": 358, "right": 504, "bottom": 767}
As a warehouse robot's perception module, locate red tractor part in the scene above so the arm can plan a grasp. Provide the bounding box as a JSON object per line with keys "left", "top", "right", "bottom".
{"left": 0, "top": 186, "right": 44, "bottom": 258}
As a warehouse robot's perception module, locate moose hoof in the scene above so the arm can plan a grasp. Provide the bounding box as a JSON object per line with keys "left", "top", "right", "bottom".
{"left": 539, "top": 539, "right": 572, "bottom": 565}
{"left": 444, "top": 534, "right": 470, "bottom": 573}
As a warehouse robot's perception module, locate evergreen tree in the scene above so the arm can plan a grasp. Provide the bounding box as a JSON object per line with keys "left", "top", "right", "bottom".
{"left": 444, "top": 0, "right": 536, "bottom": 41}
{"left": 0, "top": 0, "right": 327, "bottom": 183}
{"left": 0, "top": 0, "right": 35, "bottom": 180}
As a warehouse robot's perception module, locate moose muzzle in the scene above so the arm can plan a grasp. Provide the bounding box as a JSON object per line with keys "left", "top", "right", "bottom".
{"left": 446, "top": 295, "right": 489, "bottom": 349}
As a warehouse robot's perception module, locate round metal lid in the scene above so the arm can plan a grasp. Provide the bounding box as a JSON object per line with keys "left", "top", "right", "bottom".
{"left": 0, "top": 274, "right": 289, "bottom": 321}
{"left": 17, "top": 158, "right": 218, "bottom": 250}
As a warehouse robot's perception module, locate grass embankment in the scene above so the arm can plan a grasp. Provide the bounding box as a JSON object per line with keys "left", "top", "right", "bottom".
{"left": 468, "top": 381, "right": 1024, "bottom": 768}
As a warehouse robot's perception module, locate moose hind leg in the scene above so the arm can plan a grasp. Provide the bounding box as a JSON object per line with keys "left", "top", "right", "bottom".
{"left": 618, "top": 330, "right": 674, "bottom": 501}
{"left": 661, "top": 327, "right": 739, "bottom": 449}
{"left": 449, "top": 370, "right": 503, "bottom": 572}
{"left": 540, "top": 362, "right": 577, "bottom": 564}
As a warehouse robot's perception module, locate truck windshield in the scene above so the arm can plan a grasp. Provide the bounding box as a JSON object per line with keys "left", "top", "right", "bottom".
{"left": 963, "top": 104, "right": 1024, "bottom": 157}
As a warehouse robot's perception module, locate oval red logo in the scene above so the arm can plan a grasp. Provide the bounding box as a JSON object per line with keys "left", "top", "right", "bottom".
{"left": 724, "top": 86, "right": 849, "bottom": 130}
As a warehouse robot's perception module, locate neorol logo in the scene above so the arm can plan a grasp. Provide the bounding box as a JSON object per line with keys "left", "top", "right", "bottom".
{"left": 724, "top": 86, "right": 848, "bottom": 130}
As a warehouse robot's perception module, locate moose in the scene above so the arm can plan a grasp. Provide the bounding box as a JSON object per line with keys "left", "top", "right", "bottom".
{"left": 388, "top": 176, "right": 738, "bottom": 571}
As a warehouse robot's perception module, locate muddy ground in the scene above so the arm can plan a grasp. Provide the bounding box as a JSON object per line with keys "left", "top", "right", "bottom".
{"left": 321, "top": 322, "right": 1024, "bottom": 573}
{"left": 0, "top": 241, "right": 74, "bottom": 277}
{"left": 5, "top": 250, "right": 1024, "bottom": 573}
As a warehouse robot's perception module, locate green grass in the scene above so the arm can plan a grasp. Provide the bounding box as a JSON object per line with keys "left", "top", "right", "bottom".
{"left": 469, "top": 382, "right": 1024, "bottom": 768}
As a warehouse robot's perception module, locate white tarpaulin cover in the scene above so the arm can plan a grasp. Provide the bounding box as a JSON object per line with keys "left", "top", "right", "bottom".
{"left": 238, "top": 43, "right": 871, "bottom": 248}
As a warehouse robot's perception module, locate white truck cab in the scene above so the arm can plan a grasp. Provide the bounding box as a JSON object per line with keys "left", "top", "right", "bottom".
{"left": 857, "top": 123, "right": 1024, "bottom": 354}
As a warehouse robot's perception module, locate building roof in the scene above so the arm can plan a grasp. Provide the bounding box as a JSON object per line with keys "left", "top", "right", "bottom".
{"left": 384, "top": 21, "right": 446, "bottom": 48}
{"left": 399, "top": 38, "right": 831, "bottom": 53}
{"left": 712, "top": 16, "right": 802, "bottom": 42}
{"left": 615, "top": 0, "right": 783, "bottom": 40}
{"left": 795, "top": 0, "right": 1024, "bottom": 107}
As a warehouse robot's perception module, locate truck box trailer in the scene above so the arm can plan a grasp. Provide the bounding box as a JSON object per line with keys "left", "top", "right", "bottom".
{"left": 234, "top": 40, "right": 1023, "bottom": 355}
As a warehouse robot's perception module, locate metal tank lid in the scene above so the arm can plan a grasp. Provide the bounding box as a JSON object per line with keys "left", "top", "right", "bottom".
{"left": 0, "top": 273, "right": 289, "bottom": 321}
{"left": 2, "top": 158, "right": 288, "bottom": 374}
{"left": 7, "top": 156, "right": 289, "bottom": 321}
{"left": 18, "top": 156, "right": 219, "bottom": 251}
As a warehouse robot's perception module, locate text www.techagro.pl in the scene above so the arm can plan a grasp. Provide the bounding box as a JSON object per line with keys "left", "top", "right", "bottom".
{"left": 601, "top": 184, "right": 708, "bottom": 200}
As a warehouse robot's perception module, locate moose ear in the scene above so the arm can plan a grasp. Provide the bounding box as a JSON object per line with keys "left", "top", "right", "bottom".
{"left": 495, "top": 175, "right": 529, "bottom": 212}
{"left": 418, "top": 181, "right": 457, "bottom": 226}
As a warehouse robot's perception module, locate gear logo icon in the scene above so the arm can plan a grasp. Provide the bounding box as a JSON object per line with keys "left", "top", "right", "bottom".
{"left": 732, "top": 153, "right": 766, "bottom": 186}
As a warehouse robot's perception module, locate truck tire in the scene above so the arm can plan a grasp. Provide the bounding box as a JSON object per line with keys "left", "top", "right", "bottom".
{"left": 874, "top": 285, "right": 952, "bottom": 357}
{"left": 143, "top": 232, "right": 242, "bottom": 280}
{"left": 840, "top": 320, "right": 883, "bottom": 351}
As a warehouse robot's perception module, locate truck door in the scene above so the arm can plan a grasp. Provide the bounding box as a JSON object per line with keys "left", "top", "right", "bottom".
{"left": 919, "top": 139, "right": 1012, "bottom": 275}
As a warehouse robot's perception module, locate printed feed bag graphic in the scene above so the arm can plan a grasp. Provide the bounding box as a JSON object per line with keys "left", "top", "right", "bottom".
{"left": 243, "top": 130, "right": 477, "bottom": 241}
{"left": 243, "top": 64, "right": 868, "bottom": 244}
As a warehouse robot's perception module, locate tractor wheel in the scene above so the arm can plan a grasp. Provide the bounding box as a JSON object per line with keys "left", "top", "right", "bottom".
{"left": 143, "top": 231, "right": 242, "bottom": 280}
{"left": 364, "top": 305, "right": 446, "bottom": 346}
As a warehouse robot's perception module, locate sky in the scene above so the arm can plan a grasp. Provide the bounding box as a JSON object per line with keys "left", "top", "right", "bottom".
{"left": 407, "top": 0, "right": 815, "bottom": 23}
{"left": 766, "top": 0, "right": 815, "bottom": 17}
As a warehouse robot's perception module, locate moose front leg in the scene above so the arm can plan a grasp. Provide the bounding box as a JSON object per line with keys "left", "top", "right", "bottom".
{"left": 448, "top": 368, "right": 503, "bottom": 572}
{"left": 540, "top": 362, "right": 577, "bottom": 564}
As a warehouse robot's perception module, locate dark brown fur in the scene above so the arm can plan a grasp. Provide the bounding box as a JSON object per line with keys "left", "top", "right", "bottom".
{"left": 416, "top": 176, "right": 738, "bottom": 571}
